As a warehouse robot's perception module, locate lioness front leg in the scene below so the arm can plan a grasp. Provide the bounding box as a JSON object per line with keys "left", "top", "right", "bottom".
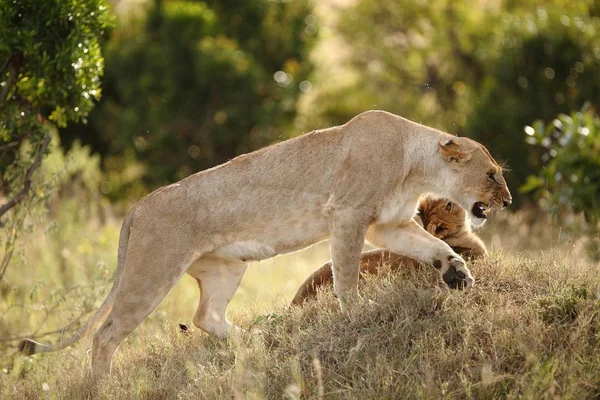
{"left": 328, "top": 207, "right": 371, "bottom": 311}
{"left": 366, "top": 220, "right": 474, "bottom": 289}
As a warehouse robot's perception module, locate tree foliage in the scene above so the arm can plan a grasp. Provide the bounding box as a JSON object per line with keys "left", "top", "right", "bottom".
{"left": 0, "top": 0, "right": 112, "bottom": 279}
{"left": 61, "top": 0, "right": 316, "bottom": 198}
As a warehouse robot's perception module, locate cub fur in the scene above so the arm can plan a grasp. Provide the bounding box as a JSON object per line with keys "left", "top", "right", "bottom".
{"left": 19, "top": 110, "right": 511, "bottom": 378}
{"left": 418, "top": 195, "right": 487, "bottom": 260}
{"left": 291, "top": 196, "right": 487, "bottom": 305}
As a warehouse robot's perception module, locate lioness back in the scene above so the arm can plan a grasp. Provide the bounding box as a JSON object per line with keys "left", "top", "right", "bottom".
{"left": 137, "top": 110, "right": 415, "bottom": 258}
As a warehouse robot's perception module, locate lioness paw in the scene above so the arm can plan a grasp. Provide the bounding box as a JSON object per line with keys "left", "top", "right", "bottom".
{"left": 433, "top": 254, "right": 474, "bottom": 290}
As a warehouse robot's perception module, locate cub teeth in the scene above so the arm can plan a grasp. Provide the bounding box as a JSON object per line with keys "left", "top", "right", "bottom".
{"left": 479, "top": 203, "right": 491, "bottom": 216}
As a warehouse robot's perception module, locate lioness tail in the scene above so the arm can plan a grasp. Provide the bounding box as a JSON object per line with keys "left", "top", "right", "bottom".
{"left": 19, "top": 212, "right": 133, "bottom": 356}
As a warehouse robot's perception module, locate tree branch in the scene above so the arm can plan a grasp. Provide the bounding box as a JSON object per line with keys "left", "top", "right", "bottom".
{"left": 0, "top": 53, "right": 22, "bottom": 112}
{"left": 0, "top": 135, "right": 51, "bottom": 220}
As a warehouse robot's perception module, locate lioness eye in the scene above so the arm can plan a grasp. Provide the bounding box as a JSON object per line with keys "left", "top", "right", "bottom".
{"left": 488, "top": 172, "right": 497, "bottom": 182}
{"left": 445, "top": 202, "right": 452, "bottom": 211}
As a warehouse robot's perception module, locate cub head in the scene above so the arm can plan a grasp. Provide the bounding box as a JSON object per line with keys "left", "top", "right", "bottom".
{"left": 417, "top": 196, "right": 466, "bottom": 239}
{"left": 438, "top": 137, "right": 512, "bottom": 226}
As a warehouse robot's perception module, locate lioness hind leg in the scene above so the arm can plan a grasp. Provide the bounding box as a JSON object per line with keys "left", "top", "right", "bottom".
{"left": 186, "top": 255, "right": 248, "bottom": 338}
{"left": 91, "top": 253, "right": 190, "bottom": 378}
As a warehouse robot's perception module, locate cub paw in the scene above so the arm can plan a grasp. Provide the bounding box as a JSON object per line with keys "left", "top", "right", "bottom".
{"left": 433, "top": 254, "right": 474, "bottom": 290}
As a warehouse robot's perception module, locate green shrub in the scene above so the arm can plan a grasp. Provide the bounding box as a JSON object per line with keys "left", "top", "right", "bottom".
{"left": 522, "top": 105, "right": 600, "bottom": 258}
{"left": 464, "top": 6, "right": 600, "bottom": 197}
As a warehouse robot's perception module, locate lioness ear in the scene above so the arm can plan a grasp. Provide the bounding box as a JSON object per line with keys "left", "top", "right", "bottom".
{"left": 438, "top": 139, "right": 472, "bottom": 165}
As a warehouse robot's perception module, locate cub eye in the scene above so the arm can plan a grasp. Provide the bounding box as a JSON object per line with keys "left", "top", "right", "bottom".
{"left": 488, "top": 172, "right": 498, "bottom": 182}
{"left": 435, "top": 225, "right": 446, "bottom": 234}
{"left": 416, "top": 208, "right": 423, "bottom": 215}
{"left": 445, "top": 202, "right": 453, "bottom": 211}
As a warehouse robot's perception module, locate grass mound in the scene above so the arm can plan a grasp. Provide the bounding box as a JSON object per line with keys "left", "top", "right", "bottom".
{"left": 3, "top": 251, "right": 600, "bottom": 399}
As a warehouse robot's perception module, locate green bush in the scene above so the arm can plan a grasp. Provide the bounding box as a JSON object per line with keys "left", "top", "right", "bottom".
{"left": 0, "top": 0, "right": 112, "bottom": 279}
{"left": 0, "top": 0, "right": 111, "bottom": 132}
{"left": 522, "top": 105, "right": 600, "bottom": 258}
{"left": 522, "top": 106, "right": 600, "bottom": 222}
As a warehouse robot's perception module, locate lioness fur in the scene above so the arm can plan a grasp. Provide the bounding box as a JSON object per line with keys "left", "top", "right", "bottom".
{"left": 19, "top": 110, "right": 511, "bottom": 378}
{"left": 291, "top": 196, "right": 487, "bottom": 306}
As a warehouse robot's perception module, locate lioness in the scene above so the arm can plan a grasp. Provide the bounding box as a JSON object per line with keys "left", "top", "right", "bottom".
{"left": 291, "top": 196, "right": 487, "bottom": 305}
{"left": 20, "top": 110, "right": 511, "bottom": 378}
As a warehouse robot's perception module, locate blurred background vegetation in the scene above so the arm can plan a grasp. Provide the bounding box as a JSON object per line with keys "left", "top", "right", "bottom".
{"left": 1, "top": 0, "right": 600, "bottom": 355}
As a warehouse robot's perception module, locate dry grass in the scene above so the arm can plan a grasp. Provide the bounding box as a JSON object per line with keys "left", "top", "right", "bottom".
{"left": 2, "top": 250, "right": 600, "bottom": 399}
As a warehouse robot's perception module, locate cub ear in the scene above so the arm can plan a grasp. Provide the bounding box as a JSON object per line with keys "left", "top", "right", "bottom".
{"left": 438, "top": 139, "right": 472, "bottom": 165}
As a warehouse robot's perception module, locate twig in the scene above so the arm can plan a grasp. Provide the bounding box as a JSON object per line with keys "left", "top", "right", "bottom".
{"left": 0, "top": 327, "right": 74, "bottom": 343}
{"left": 0, "top": 135, "right": 51, "bottom": 281}
{"left": 0, "top": 135, "right": 51, "bottom": 219}
{"left": 0, "top": 126, "right": 30, "bottom": 157}
{"left": 0, "top": 282, "right": 109, "bottom": 342}
{"left": 0, "top": 284, "right": 109, "bottom": 343}
{"left": 0, "top": 140, "right": 20, "bottom": 152}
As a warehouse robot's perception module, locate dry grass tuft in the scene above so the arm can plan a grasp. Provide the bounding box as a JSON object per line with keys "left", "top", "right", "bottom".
{"left": 2, "top": 250, "right": 600, "bottom": 399}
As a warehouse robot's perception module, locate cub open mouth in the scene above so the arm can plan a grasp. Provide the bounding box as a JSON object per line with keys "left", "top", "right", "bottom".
{"left": 472, "top": 202, "right": 488, "bottom": 219}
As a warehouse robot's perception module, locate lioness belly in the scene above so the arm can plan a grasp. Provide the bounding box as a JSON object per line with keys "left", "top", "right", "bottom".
{"left": 213, "top": 211, "right": 330, "bottom": 262}
{"left": 213, "top": 241, "right": 277, "bottom": 261}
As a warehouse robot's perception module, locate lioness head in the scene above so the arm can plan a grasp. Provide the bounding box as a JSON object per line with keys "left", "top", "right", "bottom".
{"left": 418, "top": 196, "right": 466, "bottom": 239}
{"left": 438, "top": 137, "right": 511, "bottom": 226}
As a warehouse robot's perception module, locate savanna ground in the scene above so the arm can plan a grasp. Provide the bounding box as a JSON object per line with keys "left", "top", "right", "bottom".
{"left": 1, "top": 197, "right": 600, "bottom": 399}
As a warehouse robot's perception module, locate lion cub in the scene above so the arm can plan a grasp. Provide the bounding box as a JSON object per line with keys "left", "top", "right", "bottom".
{"left": 291, "top": 196, "right": 486, "bottom": 305}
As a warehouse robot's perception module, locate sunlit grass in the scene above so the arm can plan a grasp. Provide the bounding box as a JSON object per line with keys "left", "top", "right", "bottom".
{"left": 3, "top": 249, "right": 600, "bottom": 399}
